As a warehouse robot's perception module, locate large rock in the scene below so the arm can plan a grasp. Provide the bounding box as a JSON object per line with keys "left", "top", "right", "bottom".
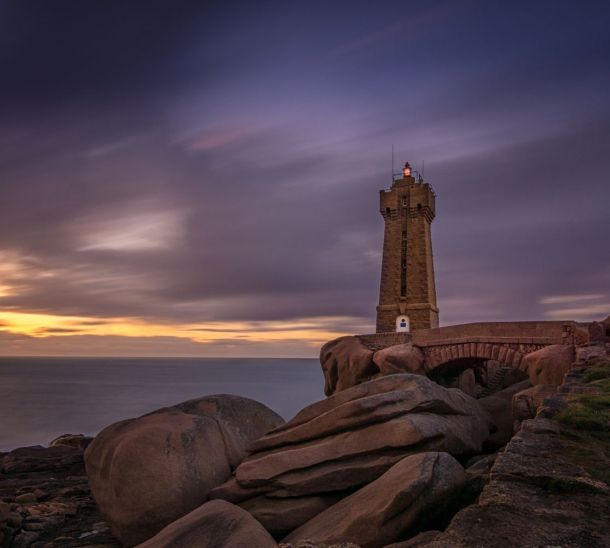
{"left": 522, "top": 345, "right": 575, "bottom": 386}
{"left": 457, "top": 369, "right": 476, "bottom": 397}
{"left": 85, "top": 395, "right": 284, "bottom": 546}
{"left": 136, "top": 499, "right": 277, "bottom": 548}
{"left": 210, "top": 375, "right": 490, "bottom": 505}
{"left": 320, "top": 336, "right": 377, "bottom": 396}
{"left": 512, "top": 385, "right": 556, "bottom": 432}
{"left": 478, "top": 379, "right": 530, "bottom": 448}
{"left": 373, "top": 344, "right": 425, "bottom": 377}
{"left": 283, "top": 452, "right": 466, "bottom": 548}
{"left": 240, "top": 493, "right": 341, "bottom": 538}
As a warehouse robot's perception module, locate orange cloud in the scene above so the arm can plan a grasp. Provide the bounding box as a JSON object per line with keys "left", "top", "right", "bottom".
{"left": 0, "top": 310, "right": 357, "bottom": 356}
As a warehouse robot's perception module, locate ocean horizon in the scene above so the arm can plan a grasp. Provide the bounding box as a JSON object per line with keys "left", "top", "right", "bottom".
{"left": 0, "top": 356, "right": 324, "bottom": 452}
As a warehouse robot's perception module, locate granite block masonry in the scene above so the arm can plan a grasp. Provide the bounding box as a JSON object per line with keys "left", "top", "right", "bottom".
{"left": 376, "top": 162, "right": 439, "bottom": 333}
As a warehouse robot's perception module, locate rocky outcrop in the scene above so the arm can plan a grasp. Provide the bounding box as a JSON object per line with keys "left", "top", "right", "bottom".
{"left": 576, "top": 343, "right": 608, "bottom": 363}
{"left": 210, "top": 374, "right": 491, "bottom": 533}
{"left": 85, "top": 394, "right": 284, "bottom": 546}
{"left": 135, "top": 500, "right": 277, "bottom": 548}
{"left": 0, "top": 442, "right": 119, "bottom": 547}
{"left": 373, "top": 343, "right": 425, "bottom": 377}
{"left": 283, "top": 452, "right": 466, "bottom": 548}
{"left": 415, "top": 347, "right": 610, "bottom": 548}
{"left": 464, "top": 453, "right": 497, "bottom": 490}
{"left": 3, "top": 329, "right": 607, "bottom": 548}
{"left": 319, "top": 338, "right": 428, "bottom": 396}
{"left": 522, "top": 344, "right": 575, "bottom": 386}
{"left": 478, "top": 379, "right": 530, "bottom": 448}
{"left": 456, "top": 369, "right": 476, "bottom": 397}
{"left": 511, "top": 384, "right": 556, "bottom": 432}
{"left": 320, "top": 336, "right": 377, "bottom": 396}
{"left": 49, "top": 434, "right": 93, "bottom": 450}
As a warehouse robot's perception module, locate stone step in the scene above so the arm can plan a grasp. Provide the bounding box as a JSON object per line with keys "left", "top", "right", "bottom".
{"left": 480, "top": 366, "right": 513, "bottom": 397}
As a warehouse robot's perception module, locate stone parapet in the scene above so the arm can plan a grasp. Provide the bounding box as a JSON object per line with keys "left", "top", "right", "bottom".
{"left": 358, "top": 321, "right": 588, "bottom": 353}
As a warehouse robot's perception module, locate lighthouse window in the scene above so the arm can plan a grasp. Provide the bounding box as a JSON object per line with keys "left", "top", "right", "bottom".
{"left": 402, "top": 231, "right": 406, "bottom": 240}
{"left": 417, "top": 203, "right": 422, "bottom": 210}
{"left": 402, "top": 197, "right": 408, "bottom": 206}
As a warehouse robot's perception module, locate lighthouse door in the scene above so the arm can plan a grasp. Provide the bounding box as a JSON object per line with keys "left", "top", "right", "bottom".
{"left": 396, "top": 316, "right": 410, "bottom": 332}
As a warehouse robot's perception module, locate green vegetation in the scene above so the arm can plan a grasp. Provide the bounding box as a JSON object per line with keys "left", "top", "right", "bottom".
{"left": 556, "top": 391, "right": 610, "bottom": 431}
{"left": 582, "top": 358, "right": 610, "bottom": 383}
{"left": 557, "top": 358, "right": 610, "bottom": 432}
{"left": 555, "top": 357, "right": 610, "bottom": 486}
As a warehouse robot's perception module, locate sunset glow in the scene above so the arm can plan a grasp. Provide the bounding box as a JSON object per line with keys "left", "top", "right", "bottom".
{"left": 0, "top": 309, "right": 354, "bottom": 356}
{"left": 0, "top": 2, "right": 608, "bottom": 357}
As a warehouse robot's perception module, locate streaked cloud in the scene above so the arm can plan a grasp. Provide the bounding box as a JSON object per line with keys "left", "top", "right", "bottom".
{"left": 540, "top": 294, "right": 610, "bottom": 321}
{"left": 543, "top": 305, "right": 610, "bottom": 321}
{"left": 186, "top": 126, "right": 259, "bottom": 152}
{"left": 540, "top": 294, "right": 605, "bottom": 305}
{"left": 0, "top": 1, "right": 608, "bottom": 356}
{"left": 77, "top": 209, "right": 185, "bottom": 252}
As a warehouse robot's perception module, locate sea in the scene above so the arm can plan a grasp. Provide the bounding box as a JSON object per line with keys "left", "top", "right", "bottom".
{"left": 0, "top": 357, "right": 324, "bottom": 452}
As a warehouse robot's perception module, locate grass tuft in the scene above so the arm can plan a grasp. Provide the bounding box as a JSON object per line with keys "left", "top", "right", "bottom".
{"left": 583, "top": 358, "right": 610, "bottom": 383}
{"left": 556, "top": 356, "right": 610, "bottom": 485}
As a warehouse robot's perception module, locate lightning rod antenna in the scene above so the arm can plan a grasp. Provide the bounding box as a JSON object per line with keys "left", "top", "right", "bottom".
{"left": 391, "top": 144, "right": 394, "bottom": 182}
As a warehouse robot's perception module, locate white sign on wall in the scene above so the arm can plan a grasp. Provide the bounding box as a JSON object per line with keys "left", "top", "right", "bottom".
{"left": 396, "top": 315, "right": 410, "bottom": 332}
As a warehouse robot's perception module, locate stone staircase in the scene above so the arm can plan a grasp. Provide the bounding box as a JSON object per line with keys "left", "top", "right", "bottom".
{"left": 479, "top": 366, "right": 513, "bottom": 397}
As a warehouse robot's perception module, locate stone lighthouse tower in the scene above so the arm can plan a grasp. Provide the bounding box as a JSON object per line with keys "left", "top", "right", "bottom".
{"left": 376, "top": 162, "right": 439, "bottom": 333}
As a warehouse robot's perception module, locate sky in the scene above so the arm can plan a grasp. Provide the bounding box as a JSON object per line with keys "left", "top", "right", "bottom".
{"left": 0, "top": 0, "right": 609, "bottom": 357}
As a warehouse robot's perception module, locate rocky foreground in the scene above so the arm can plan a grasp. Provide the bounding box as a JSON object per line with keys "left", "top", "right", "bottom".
{"left": 0, "top": 437, "right": 118, "bottom": 547}
{"left": 1, "top": 340, "right": 609, "bottom": 547}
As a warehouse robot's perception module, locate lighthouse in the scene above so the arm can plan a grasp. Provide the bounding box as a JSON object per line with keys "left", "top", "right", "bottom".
{"left": 376, "top": 162, "right": 439, "bottom": 332}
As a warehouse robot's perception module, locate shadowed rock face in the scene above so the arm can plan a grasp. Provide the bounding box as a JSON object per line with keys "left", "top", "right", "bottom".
{"left": 478, "top": 379, "right": 531, "bottom": 448}
{"left": 135, "top": 500, "right": 277, "bottom": 548}
{"left": 85, "top": 395, "right": 284, "bottom": 547}
{"left": 320, "top": 336, "right": 377, "bottom": 396}
{"left": 240, "top": 493, "right": 342, "bottom": 538}
{"left": 512, "top": 384, "right": 556, "bottom": 432}
{"left": 210, "top": 374, "right": 491, "bottom": 534}
{"left": 283, "top": 452, "right": 466, "bottom": 548}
